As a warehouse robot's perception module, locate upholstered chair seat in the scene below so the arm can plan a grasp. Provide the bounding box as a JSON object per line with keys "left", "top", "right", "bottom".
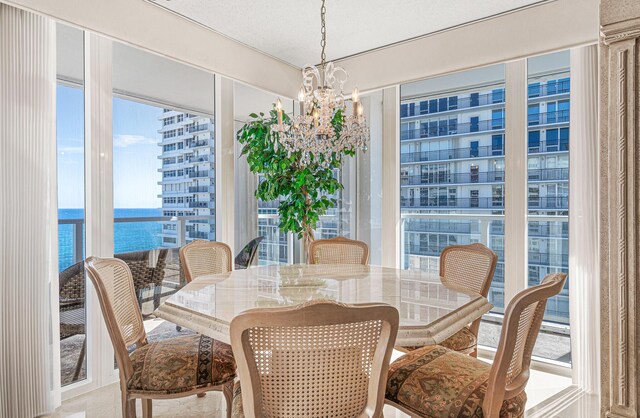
{"left": 438, "top": 325, "right": 477, "bottom": 354}
{"left": 127, "top": 334, "right": 236, "bottom": 396}
{"left": 386, "top": 345, "right": 526, "bottom": 418}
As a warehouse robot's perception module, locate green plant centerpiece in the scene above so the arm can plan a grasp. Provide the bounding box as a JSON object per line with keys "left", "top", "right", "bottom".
{"left": 236, "top": 107, "right": 356, "bottom": 256}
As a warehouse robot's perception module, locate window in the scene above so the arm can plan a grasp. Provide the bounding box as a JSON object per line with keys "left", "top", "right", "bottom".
{"left": 400, "top": 64, "right": 506, "bottom": 351}
{"left": 111, "top": 41, "right": 216, "bottom": 345}
{"left": 56, "top": 23, "right": 86, "bottom": 386}
{"left": 528, "top": 51, "right": 570, "bottom": 364}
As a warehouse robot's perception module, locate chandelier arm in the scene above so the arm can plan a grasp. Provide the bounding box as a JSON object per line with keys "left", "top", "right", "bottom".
{"left": 320, "top": 0, "right": 326, "bottom": 74}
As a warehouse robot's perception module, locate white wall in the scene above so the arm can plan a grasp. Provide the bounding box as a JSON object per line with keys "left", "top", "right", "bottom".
{"left": 4, "top": 0, "right": 300, "bottom": 97}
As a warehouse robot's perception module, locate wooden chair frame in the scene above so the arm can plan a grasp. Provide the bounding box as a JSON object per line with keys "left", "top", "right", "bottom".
{"left": 230, "top": 300, "right": 399, "bottom": 417}
{"left": 308, "top": 236, "right": 370, "bottom": 265}
{"left": 179, "top": 240, "right": 233, "bottom": 283}
{"left": 385, "top": 273, "right": 566, "bottom": 418}
{"left": 440, "top": 243, "right": 498, "bottom": 356}
{"left": 85, "top": 256, "right": 234, "bottom": 418}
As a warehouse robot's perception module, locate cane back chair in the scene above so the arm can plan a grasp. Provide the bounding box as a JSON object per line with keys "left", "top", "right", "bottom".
{"left": 385, "top": 273, "right": 567, "bottom": 418}
{"left": 180, "top": 240, "right": 233, "bottom": 283}
{"left": 85, "top": 256, "right": 236, "bottom": 418}
{"left": 308, "top": 236, "right": 370, "bottom": 265}
{"left": 230, "top": 300, "right": 399, "bottom": 418}
{"left": 436, "top": 243, "right": 498, "bottom": 356}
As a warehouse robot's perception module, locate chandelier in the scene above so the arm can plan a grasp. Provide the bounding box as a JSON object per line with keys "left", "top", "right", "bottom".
{"left": 272, "top": 0, "right": 369, "bottom": 167}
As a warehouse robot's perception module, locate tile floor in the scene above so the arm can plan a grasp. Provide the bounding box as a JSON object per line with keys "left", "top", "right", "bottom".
{"left": 49, "top": 367, "right": 580, "bottom": 418}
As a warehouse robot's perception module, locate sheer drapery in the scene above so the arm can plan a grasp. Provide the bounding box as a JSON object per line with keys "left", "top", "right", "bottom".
{"left": 0, "top": 4, "right": 57, "bottom": 416}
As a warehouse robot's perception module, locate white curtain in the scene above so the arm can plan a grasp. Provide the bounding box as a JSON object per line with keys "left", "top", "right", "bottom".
{"left": 0, "top": 4, "right": 57, "bottom": 416}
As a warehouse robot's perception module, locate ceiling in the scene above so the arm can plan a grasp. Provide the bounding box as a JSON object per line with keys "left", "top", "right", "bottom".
{"left": 148, "top": 0, "right": 547, "bottom": 68}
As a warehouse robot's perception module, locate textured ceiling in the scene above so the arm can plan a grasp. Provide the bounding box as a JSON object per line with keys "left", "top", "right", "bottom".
{"left": 147, "top": 0, "right": 547, "bottom": 68}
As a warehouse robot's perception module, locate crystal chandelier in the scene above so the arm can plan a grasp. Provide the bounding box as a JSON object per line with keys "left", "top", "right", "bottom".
{"left": 272, "top": 0, "right": 369, "bottom": 167}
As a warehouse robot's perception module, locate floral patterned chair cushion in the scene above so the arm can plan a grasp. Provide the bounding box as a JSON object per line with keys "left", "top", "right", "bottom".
{"left": 127, "top": 334, "right": 236, "bottom": 395}
{"left": 439, "top": 325, "right": 477, "bottom": 354}
{"left": 386, "top": 345, "right": 527, "bottom": 418}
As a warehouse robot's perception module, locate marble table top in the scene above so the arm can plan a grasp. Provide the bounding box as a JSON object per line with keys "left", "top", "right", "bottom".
{"left": 155, "top": 264, "right": 492, "bottom": 346}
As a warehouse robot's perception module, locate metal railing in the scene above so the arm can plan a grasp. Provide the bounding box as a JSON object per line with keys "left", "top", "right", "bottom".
{"left": 528, "top": 110, "right": 570, "bottom": 126}
{"left": 401, "top": 91, "right": 505, "bottom": 118}
{"left": 528, "top": 80, "right": 570, "bottom": 98}
{"left": 401, "top": 171, "right": 505, "bottom": 186}
{"left": 188, "top": 186, "right": 215, "bottom": 193}
{"left": 400, "top": 196, "right": 568, "bottom": 210}
{"left": 188, "top": 201, "right": 214, "bottom": 208}
{"left": 401, "top": 117, "right": 504, "bottom": 141}
{"left": 187, "top": 124, "right": 209, "bottom": 133}
{"left": 188, "top": 170, "right": 212, "bottom": 178}
{"left": 528, "top": 140, "right": 569, "bottom": 154}
{"left": 401, "top": 146, "right": 504, "bottom": 163}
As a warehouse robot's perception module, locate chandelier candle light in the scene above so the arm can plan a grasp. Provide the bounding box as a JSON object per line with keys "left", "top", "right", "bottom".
{"left": 272, "top": 0, "right": 369, "bottom": 167}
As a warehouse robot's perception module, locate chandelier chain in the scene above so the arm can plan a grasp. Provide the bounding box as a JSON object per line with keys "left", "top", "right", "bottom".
{"left": 320, "top": 0, "right": 326, "bottom": 67}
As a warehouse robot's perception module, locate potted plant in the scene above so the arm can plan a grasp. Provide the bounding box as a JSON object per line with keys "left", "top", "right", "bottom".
{"left": 236, "top": 107, "right": 354, "bottom": 260}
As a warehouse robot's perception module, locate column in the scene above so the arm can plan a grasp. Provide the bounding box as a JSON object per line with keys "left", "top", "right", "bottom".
{"left": 600, "top": 1, "right": 640, "bottom": 416}
{"left": 0, "top": 5, "right": 56, "bottom": 416}
{"left": 381, "top": 86, "right": 400, "bottom": 268}
{"left": 568, "top": 44, "right": 600, "bottom": 394}
{"left": 215, "top": 76, "right": 235, "bottom": 250}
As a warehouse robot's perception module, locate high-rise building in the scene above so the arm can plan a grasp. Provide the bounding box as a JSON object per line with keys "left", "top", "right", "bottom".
{"left": 400, "top": 68, "right": 569, "bottom": 324}
{"left": 158, "top": 109, "right": 215, "bottom": 247}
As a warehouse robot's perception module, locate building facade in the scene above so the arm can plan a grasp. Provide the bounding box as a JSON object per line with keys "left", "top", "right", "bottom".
{"left": 158, "top": 110, "right": 216, "bottom": 247}
{"left": 400, "top": 68, "right": 569, "bottom": 325}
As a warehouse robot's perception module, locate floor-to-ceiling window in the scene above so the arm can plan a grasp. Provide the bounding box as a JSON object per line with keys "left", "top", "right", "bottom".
{"left": 527, "top": 51, "right": 571, "bottom": 364}
{"left": 400, "top": 65, "right": 507, "bottom": 347}
{"left": 111, "top": 41, "right": 216, "bottom": 343}
{"left": 56, "top": 23, "right": 87, "bottom": 387}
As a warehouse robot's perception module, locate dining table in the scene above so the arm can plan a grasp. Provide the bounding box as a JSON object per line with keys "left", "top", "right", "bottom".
{"left": 155, "top": 263, "right": 493, "bottom": 347}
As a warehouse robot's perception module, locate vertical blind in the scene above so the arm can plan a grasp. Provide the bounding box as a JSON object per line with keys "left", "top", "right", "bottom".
{"left": 0, "top": 4, "right": 57, "bottom": 416}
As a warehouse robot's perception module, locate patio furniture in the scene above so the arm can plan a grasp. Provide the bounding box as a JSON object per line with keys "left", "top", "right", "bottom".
{"left": 115, "top": 249, "right": 169, "bottom": 311}
{"left": 85, "top": 256, "right": 236, "bottom": 418}
{"left": 234, "top": 236, "right": 264, "bottom": 269}
{"left": 437, "top": 243, "right": 498, "bottom": 356}
{"left": 385, "top": 272, "right": 567, "bottom": 418}
{"left": 59, "top": 261, "right": 87, "bottom": 382}
{"left": 308, "top": 236, "right": 369, "bottom": 265}
{"left": 179, "top": 240, "right": 233, "bottom": 283}
{"left": 229, "top": 300, "right": 399, "bottom": 418}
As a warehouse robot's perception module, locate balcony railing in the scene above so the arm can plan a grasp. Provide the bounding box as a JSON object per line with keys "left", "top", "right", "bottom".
{"left": 187, "top": 154, "right": 211, "bottom": 163}
{"left": 402, "top": 91, "right": 505, "bottom": 118}
{"left": 528, "top": 140, "right": 569, "bottom": 154}
{"left": 528, "top": 168, "right": 569, "bottom": 181}
{"left": 188, "top": 124, "right": 209, "bottom": 133}
{"left": 400, "top": 196, "right": 568, "bottom": 210}
{"left": 401, "top": 171, "right": 505, "bottom": 186}
{"left": 528, "top": 80, "right": 570, "bottom": 98}
{"left": 188, "top": 186, "right": 215, "bottom": 193}
{"left": 187, "top": 230, "right": 215, "bottom": 240}
{"left": 188, "top": 201, "right": 214, "bottom": 208}
{"left": 528, "top": 110, "right": 569, "bottom": 126}
{"left": 187, "top": 139, "right": 213, "bottom": 148}
{"left": 401, "top": 146, "right": 504, "bottom": 164}
{"left": 188, "top": 170, "right": 212, "bottom": 178}
{"left": 401, "top": 118, "right": 504, "bottom": 141}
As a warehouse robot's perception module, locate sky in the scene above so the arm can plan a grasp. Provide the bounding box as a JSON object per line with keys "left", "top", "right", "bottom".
{"left": 57, "top": 85, "right": 163, "bottom": 209}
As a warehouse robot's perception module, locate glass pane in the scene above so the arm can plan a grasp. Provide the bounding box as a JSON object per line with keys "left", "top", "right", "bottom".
{"left": 400, "top": 64, "right": 506, "bottom": 349}
{"left": 56, "top": 23, "right": 86, "bottom": 386}
{"left": 112, "top": 41, "right": 215, "bottom": 347}
{"left": 527, "top": 51, "right": 571, "bottom": 365}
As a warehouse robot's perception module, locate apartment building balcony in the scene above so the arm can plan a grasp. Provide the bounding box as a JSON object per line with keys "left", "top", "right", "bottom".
{"left": 187, "top": 138, "right": 214, "bottom": 149}
{"left": 188, "top": 170, "right": 213, "bottom": 178}
{"left": 528, "top": 110, "right": 570, "bottom": 126}
{"left": 401, "top": 171, "right": 505, "bottom": 186}
{"left": 528, "top": 80, "right": 570, "bottom": 98}
{"left": 400, "top": 195, "right": 568, "bottom": 209}
{"left": 188, "top": 201, "right": 214, "bottom": 208}
{"left": 401, "top": 91, "right": 505, "bottom": 120}
{"left": 528, "top": 140, "right": 569, "bottom": 154}
{"left": 401, "top": 118, "right": 504, "bottom": 141}
{"left": 187, "top": 230, "right": 215, "bottom": 240}
{"left": 187, "top": 123, "right": 210, "bottom": 133}
{"left": 401, "top": 146, "right": 504, "bottom": 164}
{"left": 186, "top": 154, "right": 212, "bottom": 163}
{"left": 528, "top": 167, "right": 569, "bottom": 181}
{"left": 188, "top": 185, "right": 215, "bottom": 193}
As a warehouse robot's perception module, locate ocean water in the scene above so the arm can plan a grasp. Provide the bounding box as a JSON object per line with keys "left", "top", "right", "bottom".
{"left": 58, "top": 208, "right": 163, "bottom": 272}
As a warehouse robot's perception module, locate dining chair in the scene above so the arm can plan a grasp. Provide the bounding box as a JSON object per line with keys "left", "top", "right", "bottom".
{"left": 234, "top": 236, "right": 264, "bottom": 270}
{"left": 179, "top": 240, "right": 233, "bottom": 283}
{"left": 308, "top": 236, "right": 370, "bottom": 265}
{"left": 437, "top": 243, "right": 498, "bottom": 356}
{"left": 230, "top": 300, "right": 399, "bottom": 418}
{"left": 385, "top": 272, "right": 567, "bottom": 418}
{"left": 85, "top": 256, "right": 236, "bottom": 418}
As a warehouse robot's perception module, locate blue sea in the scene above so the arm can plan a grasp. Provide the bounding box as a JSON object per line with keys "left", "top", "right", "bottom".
{"left": 58, "top": 208, "right": 163, "bottom": 272}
